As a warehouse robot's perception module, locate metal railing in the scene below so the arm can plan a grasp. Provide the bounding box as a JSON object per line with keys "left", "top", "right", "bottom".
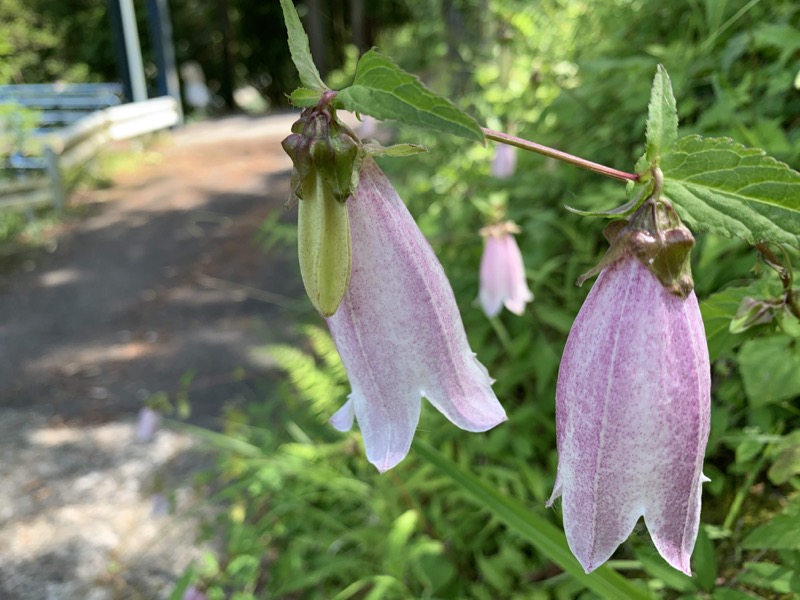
{"left": 0, "top": 96, "right": 180, "bottom": 211}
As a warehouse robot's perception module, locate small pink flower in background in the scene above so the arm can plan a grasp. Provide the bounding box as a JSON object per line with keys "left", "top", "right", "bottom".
{"left": 547, "top": 255, "right": 710, "bottom": 575}
{"left": 479, "top": 222, "right": 533, "bottom": 318}
{"left": 150, "top": 493, "right": 170, "bottom": 517}
{"left": 183, "top": 585, "right": 207, "bottom": 600}
{"left": 135, "top": 407, "right": 160, "bottom": 443}
{"left": 327, "top": 158, "right": 507, "bottom": 472}
{"left": 491, "top": 144, "right": 517, "bottom": 178}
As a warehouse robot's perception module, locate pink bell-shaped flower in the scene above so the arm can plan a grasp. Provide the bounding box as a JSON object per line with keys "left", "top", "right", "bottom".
{"left": 135, "top": 407, "right": 160, "bottom": 443}
{"left": 327, "top": 158, "right": 507, "bottom": 472}
{"left": 491, "top": 144, "right": 517, "bottom": 178}
{"left": 479, "top": 222, "right": 534, "bottom": 318}
{"left": 182, "top": 586, "right": 207, "bottom": 600}
{"left": 547, "top": 255, "right": 710, "bottom": 574}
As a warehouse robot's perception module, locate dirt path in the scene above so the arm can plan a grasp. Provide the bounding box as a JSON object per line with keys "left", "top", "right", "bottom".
{"left": 0, "top": 114, "right": 309, "bottom": 599}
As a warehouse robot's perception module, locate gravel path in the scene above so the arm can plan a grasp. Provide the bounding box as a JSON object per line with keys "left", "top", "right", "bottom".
{"left": 0, "top": 114, "right": 308, "bottom": 599}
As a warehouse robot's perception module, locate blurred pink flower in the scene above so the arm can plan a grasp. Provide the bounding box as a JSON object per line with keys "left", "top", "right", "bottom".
{"left": 135, "top": 407, "right": 160, "bottom": 443}
{"left": 150, "top": 493, "right": 170, "bottom": 517}
{"left": 479, "top": 222, "right": 533, "bottom": 318}
{"left": 327, "top": 158, "right": 507, "bottom": 472}
{"left": 183, "top": 585, "right": 207, "bottom": 600}
{"left": 491, "top": 144, "right": 517, "bottom": 178}
{"left": 547, "top": 256, "right": 710, "bottom": 575}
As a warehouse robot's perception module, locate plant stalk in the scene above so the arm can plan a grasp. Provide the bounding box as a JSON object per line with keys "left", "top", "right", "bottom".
{"left": 482, "top": 128, "right": 639, "bottom": 183}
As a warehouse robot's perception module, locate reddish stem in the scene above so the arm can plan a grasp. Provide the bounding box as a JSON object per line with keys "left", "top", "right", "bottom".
{"left": 482, "top": 127, "right": 640, "bottom": 183}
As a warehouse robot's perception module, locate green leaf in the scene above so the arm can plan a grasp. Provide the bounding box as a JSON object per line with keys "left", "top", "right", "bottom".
{"left": 633, "top": 548, "right": 698, "bottom": 592}
{"left": 739, "top": 562, "right": 800, "bottom": 594}
{"left": 644, "top": 64, "right": 679, "bottom": 165}
{"left": 712, "top": 590, "right": 762, "bottom": 600}
{"left": 699, "top": 286, "right": 751, "bottom": 360}
{"left": 415, "top": 441, "right": 652, "bottom": 600}
{"left": 167, "top": 568, "right": 196, "bottom": 600}
{"left": 662, "top": 136, "right": 800, "bottom": 248}
{"left": 767, "top": 431, "right": 800, "bottom": 485}
{"left": 693, "top": 527, "right": 718, "bottom": 592}
{"left": 738, "top": 334, "right": 800, "bottom": 405}
{"left": 279, "top": 0, "right": 326, "bottom": 91}
{"left": 337, "top": 50, "right": 484, "bottom": 143}
{"left": 289, "top": 87, "right": 324, "bottom": 107}
{"left": 742, "top": 501, "right": 800, "bottom": 550}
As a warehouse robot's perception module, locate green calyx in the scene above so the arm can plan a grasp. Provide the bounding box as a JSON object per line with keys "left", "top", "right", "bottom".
{"left": 281, "top": 94, "right": 363, "bottom": 316}
{"left": 577, "top": 168, "right": 696, "bottom": 298}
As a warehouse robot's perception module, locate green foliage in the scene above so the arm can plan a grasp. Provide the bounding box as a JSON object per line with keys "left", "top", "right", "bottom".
{"left": 189, "top": 0, "right": 800, "bottom": 598}
{"left": 416, "top": 441, "right": 650, "bottom": 600}
{"left": 662, "top": 136, "right": 800, "bottom": 248}
{"left": 337, "top": 50, "right": 484, "bottom": 142}
{"left": 643, "top": 65, "right": 679, "bottom": 167}
{"left": 279, "top": 0, "right": 326, "bottom": 91}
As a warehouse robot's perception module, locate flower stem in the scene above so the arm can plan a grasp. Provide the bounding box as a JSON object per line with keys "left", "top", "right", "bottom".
{"left": 482, "top": 128, "right": 640, "bottom": 183}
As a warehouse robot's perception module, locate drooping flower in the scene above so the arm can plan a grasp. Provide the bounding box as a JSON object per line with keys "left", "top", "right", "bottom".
{"left": 327, "top": 158, "right": 507, "bottom": 472}
{"left": 182, "top": 586, "right": 207, "bottom": 600}
{"left": 479, "top": 221, "right": 534, "bottom": 318}
{"left": 491, "top": 144, "right": 517, "bottom": 178}
{"left": 547, "top": 197, "right": 711, "bottom": 575}
{"left": 150, "top": 492, "right": 170, "bottom": 517}
{"left": 135, "top": 407, "right": 160, "bottom": 443}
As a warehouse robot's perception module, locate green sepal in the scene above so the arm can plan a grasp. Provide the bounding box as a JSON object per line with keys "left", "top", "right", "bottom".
{"left": 289, "top": 88, "right": 324, "bottom": 107}
{"left": 565, "top": 183, "right": 650, "bottom": 218}
{"left": 363, "top": 140, "right": 429, "bottom": 157}
{"left": 311, "top": 127, "right": 361, "bottom": 203}
{"left": 297, "top": 173, "right": 352, "bottom": 317}
{"left": 282, "top": 97, "right": 365, "bottom": 316}
{"left": 577, "top": 195, "right": 696, "bottom": 298}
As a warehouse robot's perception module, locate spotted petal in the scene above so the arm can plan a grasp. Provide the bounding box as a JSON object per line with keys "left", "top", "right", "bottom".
{"left": 548, "top": 256, "right": 710, "bottom": 575}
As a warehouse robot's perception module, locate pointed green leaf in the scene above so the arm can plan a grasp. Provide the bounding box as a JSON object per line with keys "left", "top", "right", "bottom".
{"left": 739, "top": 563, "right": 800, "bottom": 595}
{"left": 415, "top": 441, "right": 651, "bottom": 600}
{"left": 279, "top": 0, "right": 326, "bottom": 91}
{"left": 645, "top": 64, "right": 679, "bottom": 164}
{"left": 693, "top": 527, "right": 718, "bottom": 592}
{"left": 633, "top": 548, "right": 698, "bottom": 592}
{"left": 662, "top": 136, "right": 800, "bottom": 248}
{"left": 337, "top": 50, "right": 484, "bottom": 142}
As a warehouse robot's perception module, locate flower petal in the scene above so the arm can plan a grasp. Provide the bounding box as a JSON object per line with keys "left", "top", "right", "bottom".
{"left": 550, "top": 256, "right": 710, "bottom": 573}
{"left": 491, "top": 144, "right": 517, "bottom": 178}
{"left": 501, "top": 234, "right": 533, "bottom": 315}
{"left": 479, "top": 235, "right": 509, "bottom": 318}
{"left": 328, "top": 158, "right": 506, "bottom": 471}
{"left": 329, "top": 397, "right": 355, "bottom": 431}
